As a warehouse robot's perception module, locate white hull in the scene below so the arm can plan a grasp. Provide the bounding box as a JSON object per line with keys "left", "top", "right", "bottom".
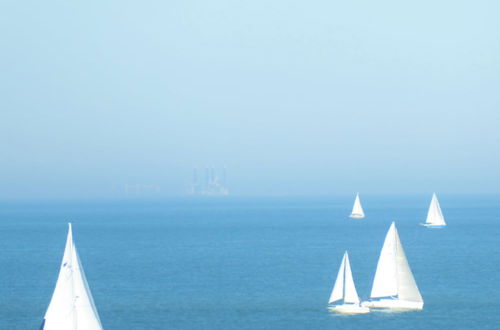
{"left": 421, "top": 223, "right": 446, "bottom": 228}
{"left": 328, "top": 304, "right": 370, "bottom": 314}
{"left": 349, "top": 214, "right": 365, "bottom": 219}
{"left": 362, "top": 298, "right": 423, "bottom": 310}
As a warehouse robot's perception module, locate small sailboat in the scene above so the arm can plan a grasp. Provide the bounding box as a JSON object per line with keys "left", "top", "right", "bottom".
{"left": 421, "top": 193, "right": 446, "bottom": 228}
{"left": 40, "top": 223, "right": 103, "bottom": 330}
{"left": 362, "top": 222, "right": 423, "bottom": 310}
{"left": 328, "top": 251, "right": 370, "bottom": 314}
{"left": 349, "top": 193, "right": 365, "bottom": 219}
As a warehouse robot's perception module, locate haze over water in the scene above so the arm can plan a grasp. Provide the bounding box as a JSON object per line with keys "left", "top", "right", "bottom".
{"left": 1, "top": 0, "right": 499, "bottom": 198}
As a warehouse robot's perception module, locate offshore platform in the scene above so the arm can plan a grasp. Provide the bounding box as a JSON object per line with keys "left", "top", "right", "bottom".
{"left": 189, "top": 166, "right": 229, "bottom": 196}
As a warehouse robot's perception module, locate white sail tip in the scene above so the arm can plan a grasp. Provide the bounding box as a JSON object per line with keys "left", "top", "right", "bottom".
{"left": 67, "top": 223, "right": 73, "bottom": 237}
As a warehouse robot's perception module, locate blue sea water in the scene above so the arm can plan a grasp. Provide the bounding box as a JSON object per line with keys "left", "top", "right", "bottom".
{"left": 0, "top": 195, "right": 499, "bottom": 329}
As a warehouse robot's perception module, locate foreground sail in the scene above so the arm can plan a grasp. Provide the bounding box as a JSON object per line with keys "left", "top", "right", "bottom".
{"left": 422, "top": 193, "right": 446, "bottom": 228}
{"left": 328, "top": 251, "right": 369, "bottom": 314}
{"left": 362, "top": 222, "right": 423, "bottom": 310}
{"left": 41, "top": 223, "right": 103, "bottom": 330}
{"left": 349, "top": 193, "right": 365, "bottom": 219}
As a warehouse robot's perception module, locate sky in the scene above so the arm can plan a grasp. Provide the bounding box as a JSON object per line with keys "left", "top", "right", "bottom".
{"left": 1, "top": 0, "right": 499, "bottom": 198}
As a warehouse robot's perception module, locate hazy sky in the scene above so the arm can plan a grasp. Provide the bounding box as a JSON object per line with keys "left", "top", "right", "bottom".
{"left": 1, "top": 0, "right": 499, "bottom": 198}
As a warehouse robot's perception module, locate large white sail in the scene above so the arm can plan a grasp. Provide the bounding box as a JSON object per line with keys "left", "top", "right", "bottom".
{"left": 329, "top": 252, "right": 360, "bottom": 304}
{"left": 425, "top": 193, "right": 446, "bottom": 226}
{"left": 343, "top": 253, "right": 360, "bottom": 304}
{"left": 41, "top": 224, "right": 103, "bottom": 330}
{"left": 369, "top": 222, "right": 423, "bottom": 305}
{"left": 329, "top": 254, "right": 345, "bottom": 303}
{"left": 370, "top": 223, "right": 398, "bottom": 298}
{"left": 394, "top": 231, "right": 422, "bottom": 303}
{"left": 349, "top": 193, "right": 365, "bottom": 218}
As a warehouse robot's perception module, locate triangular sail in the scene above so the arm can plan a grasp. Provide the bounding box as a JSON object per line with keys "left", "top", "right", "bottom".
{"left": 370, "top": 222, "right": 422, "bottom": 303}
{"left": 41, "top": 224, "right": 103, "bottom": 330}
{"left": 425, "top": 193, "right": 446, "bottom": 226}
{"left": 394, "top": 231, "right": 423, "bottom": 302}
{"left": 329, "top": 254, "right": 345, "bottom": 303}
{"left": 343, "top": 253, "right": 360, "bottom": 304}
{"left": 370, "top": 223, "right": 398, "bottom": 298}
{"left": 351, "top": 193, "right": 365, "bottom": 217}
{"left": 329, "top": 252, "right": 360, "bottom": 304}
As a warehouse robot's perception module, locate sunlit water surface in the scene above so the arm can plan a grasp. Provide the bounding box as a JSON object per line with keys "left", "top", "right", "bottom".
{"left": 0, "top": 195, "right": 498, "bottom": 329}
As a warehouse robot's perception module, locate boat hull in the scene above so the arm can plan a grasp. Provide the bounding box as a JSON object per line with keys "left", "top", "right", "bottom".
{"left": 362, "top": 299, "right": 423, "bottom": 310}
{"left": 328, "top": 304, "right": 370, "bottom": 314}
{"left": 349, "top": 214, "right": 365, "bottom": 219}
{"left": 420, "top": 223, "right": 446, "bottom": 228}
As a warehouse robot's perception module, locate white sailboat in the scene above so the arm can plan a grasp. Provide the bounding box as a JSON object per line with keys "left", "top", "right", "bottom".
{"left": 328, "top": 251, "right": 370, "bottom": 314}
{"left": 362, "top": 222, "right": 424, "bottom": 310}
{"left": 40, "top": 223, "right": 103, "bottom": 330}
{"left": 349, "top": 193, "right": 365, "bottom": 219}
{"left": 421, "top": 193, "right": 446, "bottom": 228}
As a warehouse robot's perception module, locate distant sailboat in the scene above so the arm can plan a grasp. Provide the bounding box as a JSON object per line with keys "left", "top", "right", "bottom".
{"left": 328, "top": 251, "right": 369, "bottom": 314}
{"left": 40, "top": 223, "right": 103, "bottom": 330}
{"left": 421, "top": 193, "right": 446, "bottom": 228}
{"left": 362, "top": 222, "right": 424, "bottom": 310}
{"left": 349, "top": 193, "right": 365, "bottom": 219}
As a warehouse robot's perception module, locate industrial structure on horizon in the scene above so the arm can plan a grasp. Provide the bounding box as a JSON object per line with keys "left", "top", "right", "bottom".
{"left": 188, "top": 166, "right": 229, "bottom": 196}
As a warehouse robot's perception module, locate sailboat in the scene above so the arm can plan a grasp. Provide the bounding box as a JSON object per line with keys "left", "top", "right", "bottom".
{"left": 349, "top": 193, "right": 365, "bottom": 219}
{"left": 362, "top": 222, "right": 424, "bottom": 310}
{"left": 40, "top": 223, "right": 103, "bottom": 330}
{"left": 421, "top": 193, "right": 446, "bottom": 228}
{"left": 328, "top": 251, "right": 370, "bottom": 314}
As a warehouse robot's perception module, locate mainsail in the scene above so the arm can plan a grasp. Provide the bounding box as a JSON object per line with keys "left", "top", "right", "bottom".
{"left": 329, "top": 252, "right": 360, "bottom": 304}
{"left": 425, "top": 193, "right": 446, "bottom": 226}
{"left": 41, "top": 223, "right": 103, "bottom": 330}
{"left": 350, "top": 193, "right": 365, "bottom": 218}
{"left": 370, "top": 222, "right": 423, "bottom": 303}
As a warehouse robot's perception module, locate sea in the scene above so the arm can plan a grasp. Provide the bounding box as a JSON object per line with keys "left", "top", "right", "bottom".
{"left": 0, "top": 194, "right": 498, "bottom": 329}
